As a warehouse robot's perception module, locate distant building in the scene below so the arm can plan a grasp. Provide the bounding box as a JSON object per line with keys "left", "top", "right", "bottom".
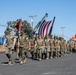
{"left": 0, "top": 35, "right": 5, "bottom": 45}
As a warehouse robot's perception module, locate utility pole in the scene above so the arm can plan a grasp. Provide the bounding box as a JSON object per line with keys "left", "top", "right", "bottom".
{"left": 60, "top": 27, "right": 65, "bottom": 38}
{"left": 29, "top": 15, "right": 37, "bottom": 30}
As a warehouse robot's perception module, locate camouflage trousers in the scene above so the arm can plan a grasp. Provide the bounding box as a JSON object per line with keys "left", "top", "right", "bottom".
{"left": 67, "top": 48, "right": 70, "bottom": 54}
{"left": 56, "top": 46, "right": 60, "bottom": 57}
{"left": 50, "top": 47, "right": 54, "bottom": 58}
{"left": 37, "top": 47, "right": 44, "bottom": 59}
{"left": 5, "top": 47, "right": 13, "bottom": 55}
{"left": 18, "top": 47, "right": 28, "bottom": 61}
{"left": 60, "top": 48, "right": 65, "bottom": 56}
{"left": 5, "top": 47, "right": 13, "bottom": 61}
{"left": 30, "top": 47, "right": 36, "bottom": 59}
{"left": 69, "top": 47, "right": 73, "bottom": 53}
{"left": 45, "top": 47, "right": 50, "bottom": 58}
{"left": 55, "top": 47, "right": 60, "bottom": 58}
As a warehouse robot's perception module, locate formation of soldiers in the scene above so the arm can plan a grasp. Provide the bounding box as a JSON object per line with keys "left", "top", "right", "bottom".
{"left": 3, "top": 30, "right": 76, "bottom": 65}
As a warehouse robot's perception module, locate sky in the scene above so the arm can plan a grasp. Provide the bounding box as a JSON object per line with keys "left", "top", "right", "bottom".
{"left": 0, "top": 0, "right": 76, "bottom": 41}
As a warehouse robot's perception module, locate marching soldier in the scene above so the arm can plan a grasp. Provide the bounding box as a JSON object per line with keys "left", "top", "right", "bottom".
{"left": 4, "top": 29, "right": 16, "bottom": 65}
{"left": 64, "top": 40, "right": 67, "bottom": 54}
{"left": 74, "top": 41, "right": 76, "bottom": 52}
{"left": 36, "top": 35, "right": 45, "bottom": 61}
{"left": 49, "top": 35, "right": 54, "bottom": 59}
{"left": 18, "top": 31, "right": 29, "bottom": 64}
{"left": 60, "top": 38, "right": 65, "bottom": 56}
{"left": 69, "top": 39, "right": 74, "bottom": 54}
{"left": 29, "top": 36, "right": 37, "bottom": 59}
{"left": 44, "top": 35, "right": 50, "bottom": 60}
{"left": 66, "top": 41, "right": 70, "bottom": 54}
{"left": 24, "top": 37, "right": 30, "bottom": 60}
{"left": 54, "top": 36, "right": 60, "bottom": 58}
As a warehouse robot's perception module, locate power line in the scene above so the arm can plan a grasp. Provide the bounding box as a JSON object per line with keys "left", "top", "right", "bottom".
{"left": 0, "top": 25, "right": 7, "bottom": 27}
{"left": 64, "top": 35, "right": 71, "bottom": 39}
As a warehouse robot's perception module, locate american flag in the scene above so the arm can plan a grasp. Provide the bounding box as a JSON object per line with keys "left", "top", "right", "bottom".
{"left": 38, "top": 20, "right": 52, "bottom": 36}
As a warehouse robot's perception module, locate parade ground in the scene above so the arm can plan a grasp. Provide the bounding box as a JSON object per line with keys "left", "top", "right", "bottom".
{"left": 0, "top": 52, "right": 76, "bottom": 75}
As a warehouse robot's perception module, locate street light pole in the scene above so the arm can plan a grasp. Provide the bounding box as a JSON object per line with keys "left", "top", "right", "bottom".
{"left": 61, "top": 27, "right": 65, "bottom": 38}
{"left": 29, "top": 15, "right": 37, "bottom": 30}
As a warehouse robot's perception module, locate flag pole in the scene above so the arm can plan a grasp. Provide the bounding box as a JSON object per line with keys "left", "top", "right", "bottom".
{"left": 49, "top": 16, "right": 56, "bottom": 35}
{"left": 16, "top": 19, "right": 22, "bottom": 56}
{"left": 34, "top": 13, "right": 48, "bottom": 33}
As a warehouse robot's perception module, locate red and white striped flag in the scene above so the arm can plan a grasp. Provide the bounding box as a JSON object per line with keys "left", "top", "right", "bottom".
{"left": 38, "top": 20, "right": 52, "bottom": 37}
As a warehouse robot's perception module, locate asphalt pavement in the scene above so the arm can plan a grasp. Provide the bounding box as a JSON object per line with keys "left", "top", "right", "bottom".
{"left": 0, "top": 52, "right": 76, "bottom": 75}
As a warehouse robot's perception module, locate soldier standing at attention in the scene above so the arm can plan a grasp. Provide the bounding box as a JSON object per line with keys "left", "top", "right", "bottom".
{"left": 3, "top": 29, "right": 16, "bottom": 65}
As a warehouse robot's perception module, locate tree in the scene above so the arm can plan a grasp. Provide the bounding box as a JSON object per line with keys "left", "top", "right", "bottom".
{"left": 22, "top": 20, "right": 33, "bottom": 36}
{"left": 4, "top": 19, "right": 33, "bottom": 37}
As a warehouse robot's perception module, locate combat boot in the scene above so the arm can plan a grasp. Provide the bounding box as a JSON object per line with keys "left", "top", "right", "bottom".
{"left": 8, "top": 60, "right": 13, "bottom": 65}
{"left": 46, "top": 58, "right": 49, "bottom": 60}
{"left": 50, "top": 57, "right": 53, "bottom": 59}
{"left": 39, "top": 58, "right": 42, "bottom": 61}
{"left": 19, "top": 58, "right": 23, "bottom": 64}
{"left": 20, "top": 61, "right": 23, "bottom": 64}
{"left": 23, "top": 58, "right": 27, "bottom": 63}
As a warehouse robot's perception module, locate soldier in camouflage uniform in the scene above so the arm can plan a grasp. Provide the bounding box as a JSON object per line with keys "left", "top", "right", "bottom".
{"left": 69, "top": 39, "right": 74, "bottom": 54}
{"left": 44, "top": 35, "right": 50, "bottom": 60}
{"left": 74, "top": 41, "right": 76, "bottom": 52}
{"left": 49, "top": 35, "right": 54, "bottom": 59}
{"left": 18, "top": 31, "right": 29, "bottom": 64}
{"left": 36, "top": 35, "right": 45, "bottom": 61}
{"left": 4, "top": 30, "right": 16, "bottom": 65}
{"left": 64, "top": 40, "right": 67, "bottom": 55}
{"left": 66, "top": 41, "right": 70, "bottom": 54}
{"left": 60, "top": 38, "right": 65, "bottom": 56}
{"left": 54, "top": 36, "right": 60, "bottom": 58}
{"left": 29, "top": 36, "right": 37, "bottom": 59}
